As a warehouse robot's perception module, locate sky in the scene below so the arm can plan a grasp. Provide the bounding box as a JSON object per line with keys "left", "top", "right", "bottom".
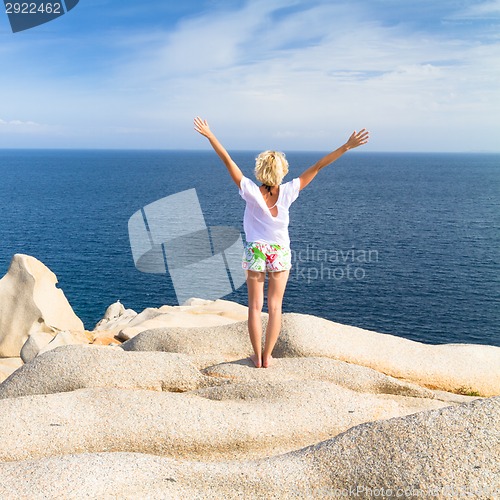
{"left": 0, "top": 0, "right": 499, "bottom": 152}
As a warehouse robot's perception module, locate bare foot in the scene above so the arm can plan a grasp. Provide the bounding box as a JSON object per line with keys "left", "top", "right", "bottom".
{"left": 249, "top": 353, "right": 262, "bottom": 368}
{"left": 262, "top": 354, "right": 274, "bottom": 368}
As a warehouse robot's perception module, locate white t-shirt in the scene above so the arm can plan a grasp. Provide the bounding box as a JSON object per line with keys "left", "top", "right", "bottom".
{"left": 238, "top": 176, "right": 301, "bottom": 247}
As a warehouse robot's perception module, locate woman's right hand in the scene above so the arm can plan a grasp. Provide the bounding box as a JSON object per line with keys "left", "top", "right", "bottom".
{"left": 194, "top": 117, "right": 213, "bottom": 139}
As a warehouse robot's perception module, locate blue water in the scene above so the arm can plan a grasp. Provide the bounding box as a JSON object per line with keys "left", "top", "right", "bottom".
{"left": 0, "top": 150, "right": 498, "bottom": 347}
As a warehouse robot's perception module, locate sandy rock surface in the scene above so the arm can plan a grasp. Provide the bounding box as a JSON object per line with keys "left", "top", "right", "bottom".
{"left": 97, "top": 298, "right": 248, "bottom": 340}
{"left": 0, "top": 255, "right": 498, "bottom": 498}
{"left": 0, "top": 396, "right": 497, "bottom": 499}
{"left": 0, "top": 381, "right": 452, "bottom": 464}
{"left": 275, "top": 313, "right": 500, "bottom": 396}
{"left": 0, "top": 344, "right": 221, "bottom": 400}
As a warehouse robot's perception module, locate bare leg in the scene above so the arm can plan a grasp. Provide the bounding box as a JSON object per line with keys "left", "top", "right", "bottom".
{"left": 262, "top": 269, "right": 290, "bottom": 368}
{"left": 246, "top": 270, "right": 265, "bottom": 367}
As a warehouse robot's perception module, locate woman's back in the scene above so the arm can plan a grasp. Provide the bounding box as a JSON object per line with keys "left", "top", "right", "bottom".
{"left": 259, "top": 185, "right": 280, "bottom": 217}
{"left": 238, "top": 176, "right": 301, "bottom": 248}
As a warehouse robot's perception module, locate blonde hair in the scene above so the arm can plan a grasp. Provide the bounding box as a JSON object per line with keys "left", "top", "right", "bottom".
{"left": 254, "top": 150, "right": 289, "bottom": 186}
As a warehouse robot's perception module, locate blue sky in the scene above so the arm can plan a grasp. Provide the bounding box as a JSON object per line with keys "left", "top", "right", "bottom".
{"left": 0, "top": 0, "right": 499, "bottom": 151}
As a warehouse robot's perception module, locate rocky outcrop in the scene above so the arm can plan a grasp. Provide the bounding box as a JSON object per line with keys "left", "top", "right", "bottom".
{"left": 0, "top": 255, "right": 498, "bottom": 498}
{"left": 0, "top": 344, "right": 221, "bottom": 400}
{"left": 0, "top": 396, "right": 497, "bottom": 498}
{"left": 0, "top": 254, "right": 84, "bottom": 357}
{"left": 0, "top": 380, "right": 451, "bottom": 464}
{"left": 120, "top": 320, "right": 255, "bottom": 364}
{"left": 114, "top": 298, "right": 249, "bottom": 341}
{"left": 120, "top": 313, "right": 500, "bottom": 396}
{"left": 275, "top": 313, "right": 500, "bottom": 397}
{"left": 93, "top": 299, "right": 138, "bottom": 334}
{"left": 202, "top": 357, "right": 437, "bottom": 399}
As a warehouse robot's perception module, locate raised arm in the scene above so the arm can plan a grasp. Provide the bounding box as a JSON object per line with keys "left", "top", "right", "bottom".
{"left": 299, "top": 129, "right": 369, "bottom": 190}
{"left": 194, "top": 117, "right": 243, "bottom": 188}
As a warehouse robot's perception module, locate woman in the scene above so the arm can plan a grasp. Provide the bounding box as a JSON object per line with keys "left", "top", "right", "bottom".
{"left": 194, "top": 117, "right": 369, "bottom": 368}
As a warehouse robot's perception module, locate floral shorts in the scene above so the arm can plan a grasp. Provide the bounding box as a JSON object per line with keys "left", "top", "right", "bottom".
{"left": 242, "top": 241, "right": 292, "bottom": 272}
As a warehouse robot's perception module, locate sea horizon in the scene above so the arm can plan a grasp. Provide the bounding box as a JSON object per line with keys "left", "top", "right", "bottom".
{"left": 1, "top": 149, "right": 498, "bottom": 347}
{"left": 1, "top": 148, "right": 499, "bottom": 155}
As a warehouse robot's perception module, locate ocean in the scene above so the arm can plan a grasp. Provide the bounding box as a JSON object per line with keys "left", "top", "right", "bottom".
{"left": 0, "top": 149, "right": 498, "bottom": 347}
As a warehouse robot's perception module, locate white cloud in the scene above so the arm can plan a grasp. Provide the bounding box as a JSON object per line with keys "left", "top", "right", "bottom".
{"left": 0, "top": 118, "right": 46, "bottom": 130}
{"left": 114, "top": 0, "right": 297, "bottom": 80}
{"left": 0, "top": 0, "right": 498, "bottom": 151}
{"left": 98, "top": 0, "right": 500, "bottom": 151}
{"left": 452, "top": 0, "right": 500, "bottom": 18}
